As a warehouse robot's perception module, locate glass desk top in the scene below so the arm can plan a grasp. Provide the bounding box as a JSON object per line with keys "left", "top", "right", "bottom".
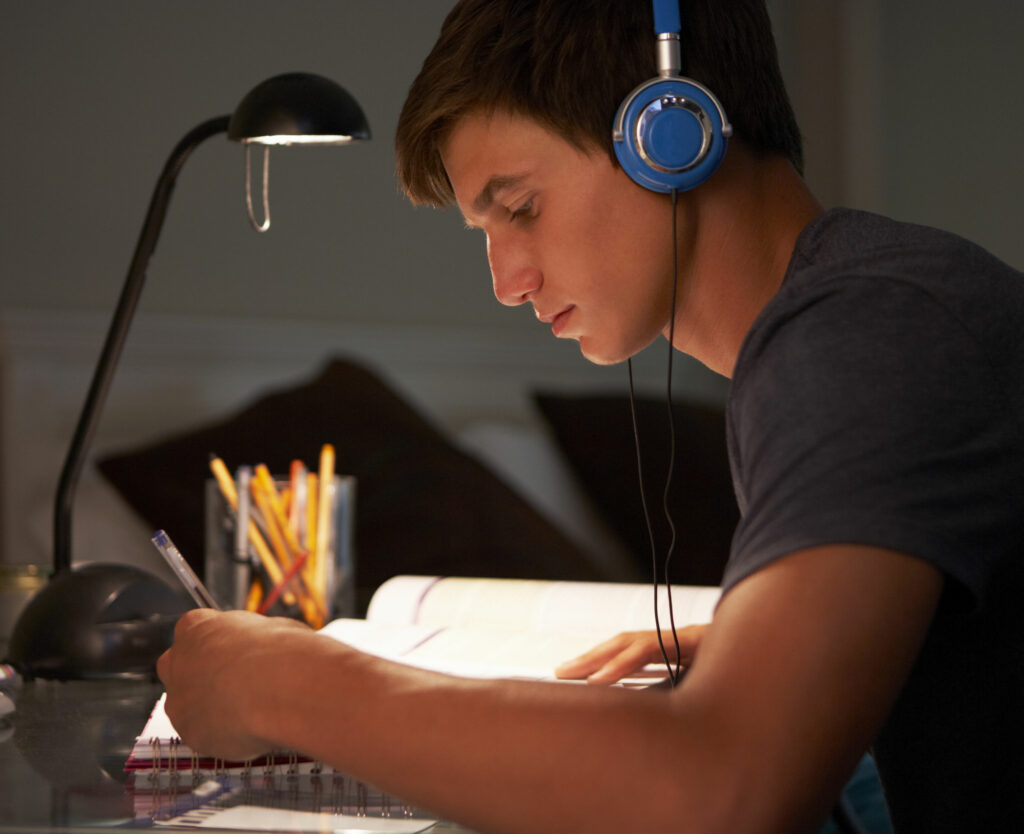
{"left": 0, "top": 677, "right": 473, "bottom": 834}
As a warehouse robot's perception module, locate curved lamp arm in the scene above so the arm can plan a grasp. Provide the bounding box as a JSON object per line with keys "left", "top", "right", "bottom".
{"left": 52, "top": 115, "right": 230, "bottom": 575}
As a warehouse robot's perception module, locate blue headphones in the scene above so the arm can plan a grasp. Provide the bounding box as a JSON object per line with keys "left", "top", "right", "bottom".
{"left": 613, "top": 0, "right": 732, "bottom": 193}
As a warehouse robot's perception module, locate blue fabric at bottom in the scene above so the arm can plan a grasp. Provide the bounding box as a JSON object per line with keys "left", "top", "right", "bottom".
{"left": 818, "top": 754, "right": 892, "bottom": 834}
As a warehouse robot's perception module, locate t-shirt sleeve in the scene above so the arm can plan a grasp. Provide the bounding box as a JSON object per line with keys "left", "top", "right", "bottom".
{"left": 723, "top": 276, "right": 1014, "bottom": 605}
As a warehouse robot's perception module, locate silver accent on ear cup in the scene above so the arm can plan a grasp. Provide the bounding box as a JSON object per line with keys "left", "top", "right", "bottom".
{"left": 613, "top": 76, "right": 732, "bottom": 143}
{"left": 634, "top": 95, "right": 712, "bottom": 173}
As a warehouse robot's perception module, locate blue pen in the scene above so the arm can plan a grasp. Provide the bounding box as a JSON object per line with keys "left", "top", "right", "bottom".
{"left": 151, "top": 530, "right": 221, "bottom": 609}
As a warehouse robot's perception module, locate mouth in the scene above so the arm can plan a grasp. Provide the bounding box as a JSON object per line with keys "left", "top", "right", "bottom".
{"left": 536, "top": 305, "right": 575, "bottom": 337}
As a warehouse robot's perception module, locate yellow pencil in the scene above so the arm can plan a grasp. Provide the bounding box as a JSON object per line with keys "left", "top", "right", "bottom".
{"left": 305, "top": 472, "right": 319, "bottom": 556}
{"left": 253, "top": 465, "right": 309, "bottom": 571}
{"left": 244, "top": 577, "right": 264, "bottom": 612}
{"left": 314, "top": 444, "right": 335, "bottom": 614}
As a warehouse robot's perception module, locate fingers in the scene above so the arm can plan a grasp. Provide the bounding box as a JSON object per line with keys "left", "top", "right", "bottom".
{"left": 585, "top": 640, "right": 665, "bottom": 685}
{"left": 156, "top": 609, "right": 214, "bottom": 687}
{"left": 156, "top": 609, "right": 293, "bottom": 762}
{"left": 555, "top": 633, "right": 639, "bottom": 680}
{"left": 555, "top": 631, "right": 666, "bottom": 683}
{"left": 555, "top": 625, "right": 709, "bottom": 685}
{"left": 156, "top": 647, "right": 172, "bottom": 686}
{"left": 157, "top": 609, "right": 270, "bottom": 687}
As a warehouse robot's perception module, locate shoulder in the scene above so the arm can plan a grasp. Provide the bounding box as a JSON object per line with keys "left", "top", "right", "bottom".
{"left": 732, "top": 208, "right": 1021, "bottom": 415}
{"left": 724, "top": 211, "right": 1024, "bottom": 600}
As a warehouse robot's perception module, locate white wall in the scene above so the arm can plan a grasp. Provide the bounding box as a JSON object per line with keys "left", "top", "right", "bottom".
{"left": 0, "top": 1, "right": 505, "bottom": 329}
{"left": 4, "top": 2, "right": 1020, "bottom": 329}
{"left": 876, "top": 1, "right": 1024, "bottom": 268}
{"left": 770, "top": 0, "right": 1024, "bottom": 270}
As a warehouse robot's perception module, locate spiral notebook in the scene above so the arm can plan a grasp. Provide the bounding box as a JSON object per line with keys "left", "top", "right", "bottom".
{"left": 125, "top": 694, "right": 436, "bottom": 831}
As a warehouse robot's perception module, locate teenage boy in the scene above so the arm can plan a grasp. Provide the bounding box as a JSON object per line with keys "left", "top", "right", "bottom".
{"left": 158, "top": 1, "right": 1024, "bottom": 831}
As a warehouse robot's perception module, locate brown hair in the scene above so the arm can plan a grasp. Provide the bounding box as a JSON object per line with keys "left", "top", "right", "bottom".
{"left": 395, "top": 0, "right": 803, "bottom": 207}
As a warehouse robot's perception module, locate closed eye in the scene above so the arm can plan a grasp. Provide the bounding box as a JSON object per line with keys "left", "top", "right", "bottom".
{"left": 508, "top": 198, "right": 535, "bottom": 224}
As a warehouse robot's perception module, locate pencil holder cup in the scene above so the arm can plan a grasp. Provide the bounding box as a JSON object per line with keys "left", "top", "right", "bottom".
{"left": 204, "top": 474, "right": 356, "bottom": 625}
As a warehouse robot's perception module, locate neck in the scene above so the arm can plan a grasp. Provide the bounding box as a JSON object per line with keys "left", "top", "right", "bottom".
{"left": 669, "top": 144, "right": 823, "bottom": 377}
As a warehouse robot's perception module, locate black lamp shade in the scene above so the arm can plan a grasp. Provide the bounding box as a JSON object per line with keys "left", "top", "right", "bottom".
{"left": 228, "top": 72, "right": 371, "bottom": 145}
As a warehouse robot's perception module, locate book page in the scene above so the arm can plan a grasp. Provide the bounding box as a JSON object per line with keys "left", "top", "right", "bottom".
{"left": 364, "top": 575, "right": 441, "bottom": 625}
{"left": 323, "top": 619, "right": 665, "bottom": 683}
{"left": 317, "top": 618, "right": 440, "bottom": 661}
{"left": 368, "top": 575, "right": 720, "bottom": 635}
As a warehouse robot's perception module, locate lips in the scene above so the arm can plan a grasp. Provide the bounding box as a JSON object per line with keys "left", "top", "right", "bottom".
{"left": 536, "top": 305, "right": 575, "bottom": 337}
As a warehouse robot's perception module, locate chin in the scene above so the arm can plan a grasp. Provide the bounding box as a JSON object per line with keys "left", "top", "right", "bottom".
{"left": 577, "top": 332, "right": 657, "bottom": 367}
{"left": 577, "top": 340, "right": 631, "bottom": 367}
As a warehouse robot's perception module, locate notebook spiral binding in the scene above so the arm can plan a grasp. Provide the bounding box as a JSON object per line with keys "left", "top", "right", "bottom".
{"left": 130, "top": 734, "right": 425, "bottom": 822}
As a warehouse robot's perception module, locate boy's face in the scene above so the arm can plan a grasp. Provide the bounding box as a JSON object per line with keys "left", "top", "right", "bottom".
{"left": 442, "top": 110, "right": 678, "bottom": 365}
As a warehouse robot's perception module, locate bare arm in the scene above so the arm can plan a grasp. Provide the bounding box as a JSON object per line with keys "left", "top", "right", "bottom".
{"left": 158, "top": 544, "right": 941, "bottom": 834}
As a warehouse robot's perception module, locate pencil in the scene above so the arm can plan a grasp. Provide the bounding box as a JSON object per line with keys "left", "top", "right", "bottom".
{"left": 208, "top": 455, "right": 293, "bottom": 605}
{"left": 314, "top": 443, "right": 335, "bottom": 613}
{"left": 249, "top": 471, "right": 325, "bottom": 627}
{"left": 305, "top": 472, "right": 319, "bottom": 556}
{"left": 258, "top": 550, "right": 310, "bottom": 615}
{"left": 289, "top": 460, "right": 307, "bottom": 541}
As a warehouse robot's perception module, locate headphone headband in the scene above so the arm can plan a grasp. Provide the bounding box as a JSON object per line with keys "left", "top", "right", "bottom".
{"left": 652, "top": 0, "right": 681, "bottom": 36}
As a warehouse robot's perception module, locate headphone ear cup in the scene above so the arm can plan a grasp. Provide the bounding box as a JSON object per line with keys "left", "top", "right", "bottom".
{"left": 614, "top": 76, "right": 729, "bottom": 193}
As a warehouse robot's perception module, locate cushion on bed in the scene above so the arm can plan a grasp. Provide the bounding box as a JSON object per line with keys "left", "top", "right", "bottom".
{"left": 533, "top": 391, "right": 738, "bottom": 587}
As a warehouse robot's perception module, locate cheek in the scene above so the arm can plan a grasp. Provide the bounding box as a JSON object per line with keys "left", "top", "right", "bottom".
{"left": 582, "top": 201, "right": 673, "bottom": 305}
{"left": 582, "top": 172, "right": 671, "bottom": 262}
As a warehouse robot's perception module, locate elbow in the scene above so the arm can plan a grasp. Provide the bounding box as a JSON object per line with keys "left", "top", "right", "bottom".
{"left": 632, "top": 706, "right": 835, "bottom": 834}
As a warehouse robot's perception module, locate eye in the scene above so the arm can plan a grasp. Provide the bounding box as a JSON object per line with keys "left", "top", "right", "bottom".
{"left": 508, "top": 198, "right": 535, "bottom": 224}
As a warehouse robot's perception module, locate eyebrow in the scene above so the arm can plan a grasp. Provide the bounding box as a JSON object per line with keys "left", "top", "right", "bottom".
{"left": 472, "top": 174, "right": 528, "bottom": 215}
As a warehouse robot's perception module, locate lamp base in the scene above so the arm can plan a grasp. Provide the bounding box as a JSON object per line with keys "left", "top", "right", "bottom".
{"left": 6, "top": 563, "right": 191, "bottom": 680}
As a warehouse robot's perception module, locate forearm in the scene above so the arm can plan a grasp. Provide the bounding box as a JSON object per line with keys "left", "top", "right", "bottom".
{"left": 250, "top": 631, "right": 719, "bottom": 834}
{"left": 163, "top": 543, "right": 940, "bottom": 834}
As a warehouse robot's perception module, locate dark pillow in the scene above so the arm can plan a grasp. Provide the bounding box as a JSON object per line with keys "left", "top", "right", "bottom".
{"left": 99, "top": 358, "right": 614, "bottom": 614}
{"left": 534, "top": 392, "right": 738, "bottom": 587}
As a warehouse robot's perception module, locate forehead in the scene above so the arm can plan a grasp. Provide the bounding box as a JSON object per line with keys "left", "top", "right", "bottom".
{"left": 441, "top": 111, "right": 592, "bottom": 218}
{"left": 443, "top": 110, "right": 558, "bottom": 162}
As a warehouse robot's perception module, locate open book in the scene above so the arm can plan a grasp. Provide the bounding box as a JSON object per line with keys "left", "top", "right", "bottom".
{"left": 323, "top": 574, "right": 720, "bottom": 681}
{"left": 126, "top": 576, "right": 719, "bottom": 829}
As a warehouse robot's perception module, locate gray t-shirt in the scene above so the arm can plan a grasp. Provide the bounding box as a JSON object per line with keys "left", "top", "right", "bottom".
{"left": 724, "top": 208, "right": 1023, "bottom": 831}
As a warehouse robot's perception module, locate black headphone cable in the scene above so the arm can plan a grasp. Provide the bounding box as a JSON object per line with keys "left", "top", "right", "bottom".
{"left": 627, "top": 187, "right": 684, "bottom": 687}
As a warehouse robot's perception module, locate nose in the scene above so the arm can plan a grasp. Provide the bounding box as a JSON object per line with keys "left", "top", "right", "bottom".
{"left": 487, "top": 232, "right": 541, "bottom": 307}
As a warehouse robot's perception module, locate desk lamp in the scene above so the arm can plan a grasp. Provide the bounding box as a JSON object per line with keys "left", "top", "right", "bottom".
{"left": 7, "top": 73, "right": 370, "bottom": 680}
